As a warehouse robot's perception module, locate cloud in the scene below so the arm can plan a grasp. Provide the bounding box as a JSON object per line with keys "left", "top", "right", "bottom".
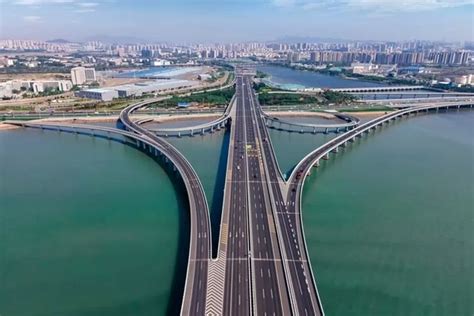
{"left": 75, "top": 8, "right": 96, "bottom": 12}
{"left": 77, "top": 2, "right": 98, "bottom": 7}
{"left": 15, "top": 0, "right": 74, "bottom": 5}
{"left": 23, "top": 15, "right": 42, "bottom": 22}
{"left": 273, "top": 0, "right": 473, "bottom": 12}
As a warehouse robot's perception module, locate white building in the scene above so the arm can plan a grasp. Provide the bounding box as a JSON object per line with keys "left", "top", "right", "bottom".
{"left": 76, "top": 88, "right": 118, "bottom": 101}
{"left": 152, "top": 59, "right": 172, "bottom": 66}
{"left": 71, "top": 66, "right": 96, "bottom": 85}
{"left": 31, "top": 80, "right": 73, "bottom": 93}
{"left": 71, "top": 67, "right": 86, "bottom": 85}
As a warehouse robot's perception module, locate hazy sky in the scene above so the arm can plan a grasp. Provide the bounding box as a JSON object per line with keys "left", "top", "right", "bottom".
{"left": 1, "top": 0, "right": 473, "bottom": 42}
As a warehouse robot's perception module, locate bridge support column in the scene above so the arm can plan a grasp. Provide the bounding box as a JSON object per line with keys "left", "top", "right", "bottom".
{"left": 190, "top": 129, "right": 194, "bottom": 136}
{"left": 154, "top": 149, "right": 158, "bottom": 156}
{"left": 201, "top": 128, "right": 205, "bottom": 135}
{"left": 178, "top": 132, "right": 181, "bottom": 138}
{"left": 314, "top": 159, "right": 320, "bottom": 167}
{"left": 324, "top": 128, "right": 329, "bottom": 134}
{"left": 322, "top": 153, "right": 330, "bottom": 160}
{"left": 136, "top": 140, "right": 140, "bottom": 147}
{"left": 313, "top": 127, "right": 317, "bottom": 134}
{"left": 332, "top": 147, "right": 339, "bottom": 153}
{"left": 336, "top": 127, "right": 340, "bottom": 133}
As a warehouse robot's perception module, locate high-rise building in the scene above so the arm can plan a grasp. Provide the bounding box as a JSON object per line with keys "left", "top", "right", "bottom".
{"left": 71, "top": 67, "right": 96, "bottom": 85}
{"left": 71, "top": 67, "right": 86, "bottom": 85}
{"left": 84, "top": 68, "right": 96, "bottom": 82}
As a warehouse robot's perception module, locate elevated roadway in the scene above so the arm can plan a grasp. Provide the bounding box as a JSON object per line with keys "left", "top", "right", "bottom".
{"left": 119, "top": 101, "right": 213, "bottom": 316}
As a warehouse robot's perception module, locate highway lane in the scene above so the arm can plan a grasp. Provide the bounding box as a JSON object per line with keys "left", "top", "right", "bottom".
{"left": 222, "top": 75, "right": 251, "bottom": 316}
{"left": 241, "top": 75, "right": 291, "bottom": 315}
{"left": 245, "top": 77, "right": 324, "bottom": 316}
{"left": 119, "top": 103, "right": 212, "bottom": 316}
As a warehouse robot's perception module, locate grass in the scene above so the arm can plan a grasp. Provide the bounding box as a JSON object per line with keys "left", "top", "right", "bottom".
{"left": 149, "top": 86, "right": 235, "bottom": 108}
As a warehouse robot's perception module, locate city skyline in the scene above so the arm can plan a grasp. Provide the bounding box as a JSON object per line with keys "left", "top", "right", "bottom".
{"left": 1, "top": 0, "right": 473, "bottom": 43}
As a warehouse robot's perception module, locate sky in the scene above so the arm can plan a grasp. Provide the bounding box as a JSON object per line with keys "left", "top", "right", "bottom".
{"left": 0, "top": 0, "right": 473, "bottom": 43}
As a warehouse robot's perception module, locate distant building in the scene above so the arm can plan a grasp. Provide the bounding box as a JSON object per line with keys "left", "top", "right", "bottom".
{"left": 152, "top": 59, "right": 171, "bottom": 66}
{"left": 76, "top": 88, "right": 118, "bottom": 101}
{"left": 76, "top": 79, "right": 198, "bottom": 101}
{"left": 31, "top": 80, "right": 73, "bottom": 93}
{"left": 198, "top": 74, "right": 212, "bottom": 81}
{"left": 84, "top": 68, "right": 96, "bottom": 82}
{"left": 71, "top": 66, "right": 96, "bottom": 85}
{"left": 71, "top": 67, "right": 86, "bottom": 85}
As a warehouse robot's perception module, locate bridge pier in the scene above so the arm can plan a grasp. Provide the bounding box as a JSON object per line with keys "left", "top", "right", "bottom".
{"left": 201, "top": 128, "right": 205, "bottom": 135}
{"left": 190, "top": 129, "right": 194, "bottom": 136}
{"left": 314, "top": 159, "right": 320, "bottom": 167}
{"left": 313, "top": 127, "right": 317, "bottom": 134}
{"left": 332, "top": 147, "right": 339, "bottom": 153}
{"left": 322, "top": 152, "right": 330, "bottom": 160}
{"left": 336, "top": 127, "right": 340, "bottom": 133}
{"left": 324, "top": 128, "right": 329, "bottom": 134}
{"left": 178, "top": 132, "right": 181, "bottom": 138}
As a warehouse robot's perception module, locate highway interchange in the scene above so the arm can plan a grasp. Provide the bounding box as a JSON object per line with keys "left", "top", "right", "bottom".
{"left": 5, "top": 68, "right": 473, "bottom": 316}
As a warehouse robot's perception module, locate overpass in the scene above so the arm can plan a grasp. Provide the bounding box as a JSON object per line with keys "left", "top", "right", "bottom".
{"left": 262, "top": 111, "right": 360, "bottom": 134}
{"left": 118, "top": 100, "right": 213, "bottom": 316}
{"left": 136, "top": 95, "right": 235, "bottom": 137}
{"left": 328, "top": 85, "right": 427, "bottom": 93}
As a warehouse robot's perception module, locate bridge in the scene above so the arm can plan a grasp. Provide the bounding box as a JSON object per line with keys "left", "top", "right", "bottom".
{"left": 136, "top": 96, "right": 235, "bottom": 137}
{"left": 329, "top": 85, "right": 428, "bottom": 93}
{"left": 287, "top": 100, "right": 474, "bottom": 188}
{"left": 4, "top": 71, "right": 473, "bottom": 316}
{"left": 262, "top": 111, "right": 360, "bottom": 134}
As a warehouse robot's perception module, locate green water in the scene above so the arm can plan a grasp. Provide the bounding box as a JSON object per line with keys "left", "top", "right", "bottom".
{"left": 268, "top": 129, "right": 336, "bottom": 178}
{"left": 300, "top": 111, "right": 474, "bottom": 315}
{"left": 0, "top": 129, "right": 187, "bottom": 316}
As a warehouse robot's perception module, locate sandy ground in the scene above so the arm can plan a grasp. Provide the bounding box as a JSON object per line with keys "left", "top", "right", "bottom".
{"left": 0, "top": 113, "right": 222, "bottom": 130}
{"left": 0, "top": 123, "right": 20, "bottom": 130}
{"left": 267, "top": 111, "right": 336, "bottom": 119}
{"left": 345, "top": 111, "right": 389, "bottom": 119}
{"left": 0, "top": 73, "right": 68, "bottom": 82}
{"left": 3, "top": 110, "right": 387, "bottom": 132}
